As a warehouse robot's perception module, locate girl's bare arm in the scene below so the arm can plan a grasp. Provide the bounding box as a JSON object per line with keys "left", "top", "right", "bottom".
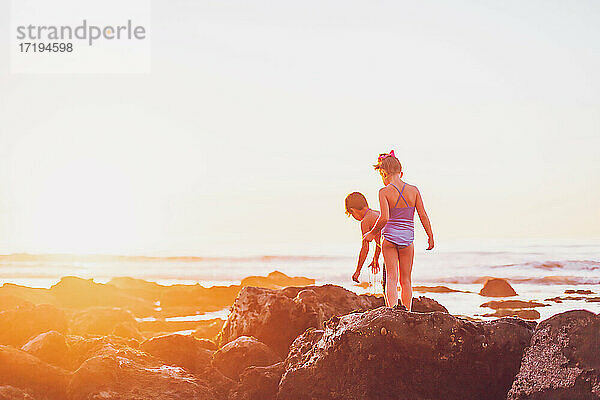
{"left": 367, "top": 188, "right": 390, "bottom": 236}
{"left": 415, "top": 188, "right": 434, "bottom": 249}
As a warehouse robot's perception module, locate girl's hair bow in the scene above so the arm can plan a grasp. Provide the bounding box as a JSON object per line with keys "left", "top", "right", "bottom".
{"left": 377, "top": 150, "right": 395, "bottom": 162}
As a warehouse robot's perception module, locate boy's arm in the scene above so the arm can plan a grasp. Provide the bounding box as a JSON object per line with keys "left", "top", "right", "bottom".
{"left": 415, "top": 188, "right": 434, "bottom": 250}
{"left": 352, "top": 220, "right": 371, "bottom": 282}
{"left": 364, "top": 189, "right": 389, "bottom": 241}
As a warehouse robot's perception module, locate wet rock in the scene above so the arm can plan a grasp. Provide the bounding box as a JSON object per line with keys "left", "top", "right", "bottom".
{"left": 141, "top": 334, "right": 213, "bottom": 374}
{"left": 480, "top": 300, "right": 547, "bottom": 309}
{"left": 0, "top": 386, "right": 36, "bottom": 400}
{"left": 0, "top": 304, "right": 67, "bottom": 346}
{"left": 479, "top": 278, "right": 517, "bottom": 297}
{"left": 565, "top": 289, "right": 595, "bottom": 295}
{"left": 219, "top": 285, "right": 446, "bottom": 357}
{"left": 0, "top": 345, "right": 70, "bottom": 400}
{"left": 65, "top": 335, "right": 143, "bottom": 371}
{"left": 70, "top": 307, "right": 138, "bottom": 336}
{"left": 507, "top": 310, "right": 600, "bottom": 399}
{"left": 21, "top": 331, "right": 69, "bottom": 368}
{"left": 278, "top": 308, "right": 534, "bottom": 400}
{"left": 213, "top": 336, "right": 281, "bottom": 380}
{"left": 229, "top": 362, "right": 285, "bottom": 400}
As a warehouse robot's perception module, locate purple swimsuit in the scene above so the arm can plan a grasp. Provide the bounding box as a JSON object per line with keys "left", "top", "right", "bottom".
{"left": 382, "top": 183, "right": 415, "bottom": 247}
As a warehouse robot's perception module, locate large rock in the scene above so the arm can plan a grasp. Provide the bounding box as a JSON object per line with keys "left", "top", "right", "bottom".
{"left": 141, "top": 334, "right": 213, "bottom": 374}
{"left": 479, "top": 278, "right": 517, "bottom": 297}
{"left": 193, "top": 319, "right": 225, "bottom": 341}
{"left": 65, "top": 335, "right": 144, "bottom": 371}
{"left": 212, "top": 336, "right": 281, "bottom": 380}
{"left": 229, "top": 362, "right": 285, "bottom": 400}
{"left": 278, "top": 307, "right": 534, "bottom": 400}
{"left": 218, "top": 285, "right": 446, "bottom": 356}
{"left": 67, "top": 354, "right": 219, "bottom": 400}
{"left": 240, "top": 271, "right": 315, "bottom": 289}
{"left": 0, "top": 345, "right": 70, "bottom": 400}
{"left": 0, "top": 295, "right": 32, "bottom": 311}
{"left": 0, "top": 304, "right": 67, "bottom": 346}
{"left": 21, "top": 331, "right": 69, "bottom": 367}
{"left": 507, "top": 310, "right": 600, "bottom": 399}
{"left": 70, "top": 307, "right": 139, "bottom": 336}
{"left": 0, "top": 386, "right": 36, "bottom": 400}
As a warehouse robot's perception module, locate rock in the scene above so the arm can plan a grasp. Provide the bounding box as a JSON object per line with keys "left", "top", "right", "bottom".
{"left": 480, "top": 300, "right": 548, "bottom": 309}
{"left": 212, "top": 336, "right": 281, "bottom": 380}
{"left": 411, "top": 295, "right": 448, "bottom": 313}
{"left": 479, "top": 278, "right": 517, "bottom": 297}
{"left": 284, "top": 329, "right": 324, "bottom": 370}
{"left": 229, "top": 362, "right": 285, "bottom": 400}
{"left": 507, "top": 310, "right": 600, "bottom": 399}
{"left": 413, "top": 285, "right": 466, "bottom": 293}
{"left": 0, "top": 386, "right": 36, "bottom": 400}
{"left": 0, "top": 295, "right": 32, "bottom": 311}
{"left": 141, "top": 334, "right": 213, "bottom": 374}
{"left": 50, "top": 276, "right": 154, "bottom": 316}
{"left": 565, "top": 289, "right": 595, "bottom": 295}
{"left": 112, "top": 321, "right": 144, "bottom": 340}
{"left": 70, "top": 307, "right": 139, "bottom": 336}
{"left": 193, "top": 318, "right": 225, "bottom": 341}
{"left": 0, "top": 345, "right": 70, "bottom": 400}
{"left": 218, "top": 285, "right": 446, "bottom": 357}
{"left": 241, "top": 271, "right": 315, "bottom": 289}
{"left": 67, "top": 354, "right": 219, "bottom": 400}
{"left": 0, "top": 304, "right": 67, "bottom": 346}
{"left": 65, "top": 335, "right": 143, "bottom": 371}
{"left": 21, "top": 331, "right": 69, "bottom": 367}
{"left": 481, "top": 309, "right": 541, "bottom": 320}
{"left": 278, "top": 307, "right": 534, "bottom": 400}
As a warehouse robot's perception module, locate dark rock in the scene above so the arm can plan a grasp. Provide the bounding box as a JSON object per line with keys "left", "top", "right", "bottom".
{"left": 278, "top": 307, "right": 534, "bottom": 400}
{"left": 218, "top": 285, "right": 446, "bottom": 357}
{"left": 229, "top": 362, "right": 285, "bottom": 400}
{"left": 213, "top": 336, "right": 281, "bottom": 380}
{"left": 21, "top": 331, "right": 69, "bottom": 367}
{"left": 141, "top": 334, "right": 213, "bottom": 374}
{"left": 507, "top": 310, "right": 600, "bottom": 399}
{"left": 70, "top": 307, "right": 138, "bottom": 336}
{"left": 65, "top": 335, "right": 143, "bottom": 371}
{"left": 479, "top": 278, "right": 517, "bottom": 297}
{"left": 565, "top": 289, "right": 595, "bottom": 295}
{"left": 0, "top": 345, "right": 70, "bottom": 400}
{"left": 0, "top": 386, "right": 36, "bottom": 400}
{"left": 0, "top": 304, "right": 67, "bottom": 346}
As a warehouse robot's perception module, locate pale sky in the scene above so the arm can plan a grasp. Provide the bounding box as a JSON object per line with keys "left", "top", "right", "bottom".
{"left": 0, "top": 0, "right": 599, "bottom": 256}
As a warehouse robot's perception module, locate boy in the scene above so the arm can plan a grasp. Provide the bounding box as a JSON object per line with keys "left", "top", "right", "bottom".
{"left": 345, "top": 192, "right": 385, "bottom": 291}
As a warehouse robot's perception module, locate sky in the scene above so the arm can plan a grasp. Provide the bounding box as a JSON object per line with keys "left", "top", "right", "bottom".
{"left": 0, "top": 0, "right": 599, "bottom": 256}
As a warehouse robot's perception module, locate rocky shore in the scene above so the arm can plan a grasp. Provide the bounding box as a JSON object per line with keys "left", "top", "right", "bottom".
{"left": 0, "top": 273, "right": 598, "bottom": 399}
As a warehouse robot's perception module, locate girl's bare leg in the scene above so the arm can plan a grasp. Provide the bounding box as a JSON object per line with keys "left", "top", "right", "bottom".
{"left": 397, "top": 243, "right": 414, "bottom": 311}
{"left": 382, "top": 239, "right": 399, "bottom": 307}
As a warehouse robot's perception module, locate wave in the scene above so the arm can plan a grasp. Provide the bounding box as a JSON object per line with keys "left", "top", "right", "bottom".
{"left": 429, "top": 275, "right": 600, "bottom": 285}
{"left": 492, "top": 260, "right": 600, "bottom": 271}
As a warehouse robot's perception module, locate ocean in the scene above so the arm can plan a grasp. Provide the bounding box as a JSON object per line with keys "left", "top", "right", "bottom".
{"left": 1, "top": 240, "right": 599, "bottom": 321}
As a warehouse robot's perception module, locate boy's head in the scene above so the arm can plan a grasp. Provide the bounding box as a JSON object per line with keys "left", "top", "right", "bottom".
{"left": 374, "top": 150, "right": 402, "bottom": 182}
{"left": 345, "top": 192, "right": 369, "bottom": 220}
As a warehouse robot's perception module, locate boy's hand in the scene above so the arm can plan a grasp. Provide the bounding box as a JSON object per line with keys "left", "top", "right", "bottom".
{"left": 427, "top": 236, "right": 435, "bottom": 250}
{"left": 363, "top": 231, "right": 375, "bottom": 242}
{"left": 352, "top": 269, "right": 361, "bottom": 283}
{"left": 369, "top": 260, "right": 380, "bottom": 274}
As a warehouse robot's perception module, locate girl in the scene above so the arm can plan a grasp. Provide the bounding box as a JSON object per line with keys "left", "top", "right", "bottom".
{"left": 363, "top": 150, "right": 434, "bottom": 310}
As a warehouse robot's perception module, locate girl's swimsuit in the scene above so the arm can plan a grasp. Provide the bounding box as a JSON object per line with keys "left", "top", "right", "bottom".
{"left": 382, "top": 183, "right": 415, "bottom": 248}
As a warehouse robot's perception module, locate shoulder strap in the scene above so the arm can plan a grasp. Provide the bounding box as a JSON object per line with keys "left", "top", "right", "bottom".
{"left": 399, "top": 183, "right": 409, "bottom": 207}
{"left": 389, "top": 184, "right": 401, "bottom": 208}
